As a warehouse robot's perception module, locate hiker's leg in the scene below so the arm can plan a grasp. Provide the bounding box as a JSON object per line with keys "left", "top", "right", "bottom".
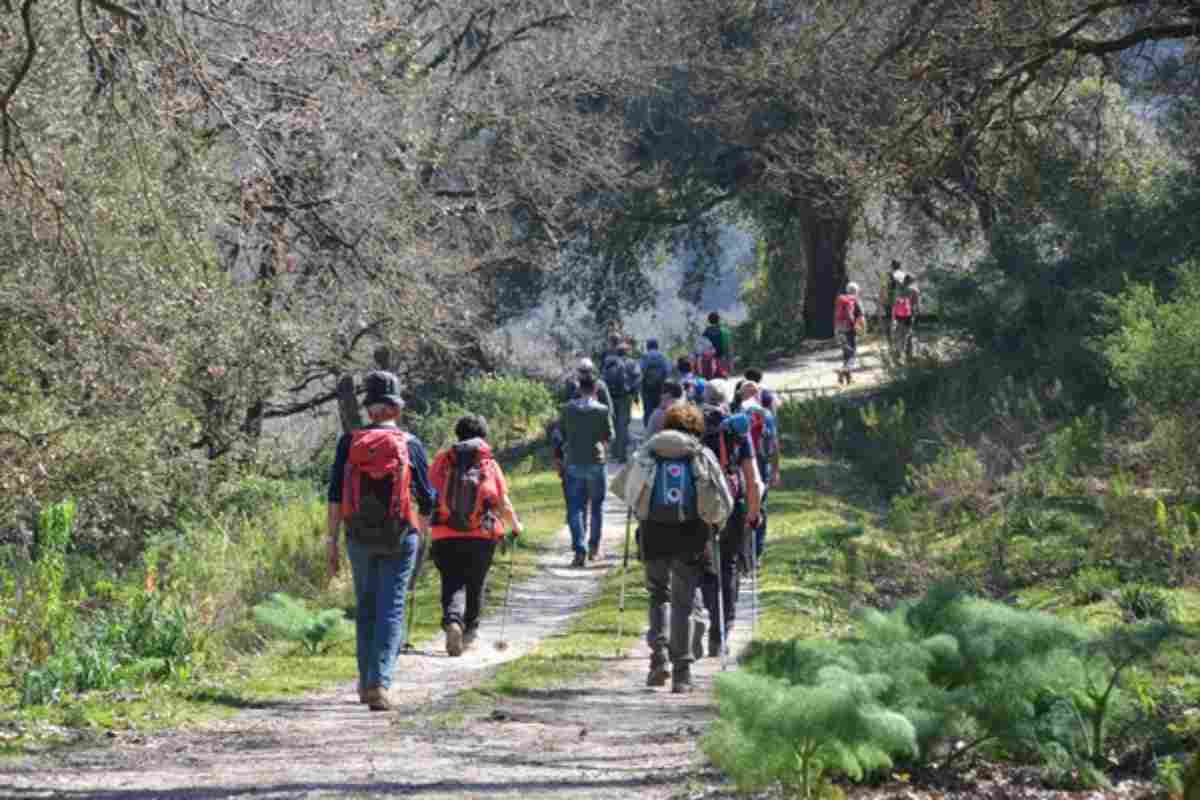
{"left": 564, "top": 466, "right": 588, "bottom": 557}
{"left": 346, "top": 537, "right": 375, "bottom": 690}
{"left": 839, "top": 331, "right": 852, "bottom": 368}
{"left": 586, "top": 464, "right": 607, "bottom": 554}
{"left": 369, "top": 531, "right": 418, "bottom": 689}
{"left": 719, "top": 511, "right": 745, "bottom": 634}
{"left": 463, "top": 538, "right": 498, "bottom": 633}
{"left": 613, "top": 395, "right": 632, "bottom": 461}
{"left": 846, "top": 329, "right": 857, "bottom": 368}
{"left": 432, "top": 539, "right": 468, "bottom": 630}
{"left": 755, "top": 489, "right": 769, "bottom": 559}
{"left": 668, "top": 555, "right": 703, "bottom": 665}
{"left": 643, "top": 557, "right": 670, "bottom": 665}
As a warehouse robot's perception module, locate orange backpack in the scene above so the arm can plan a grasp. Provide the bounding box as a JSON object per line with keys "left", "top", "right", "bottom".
{"left": 431, "top": 441, "right": 504, "bottom": 537}
{"left": 340, "top": 428, "right": 416, "bottom": 545}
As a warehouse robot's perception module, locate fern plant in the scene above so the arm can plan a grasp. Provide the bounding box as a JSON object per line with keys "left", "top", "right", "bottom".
{"left": 704, "top": 669, "right": 917, "bottom": 799}
{"left": 252, "top": 593, "right": 351, "bottom": 655}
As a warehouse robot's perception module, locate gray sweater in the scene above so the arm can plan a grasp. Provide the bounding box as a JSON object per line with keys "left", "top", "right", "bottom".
{"left": 559, "top": 397, "right": 614, "bottom": 466}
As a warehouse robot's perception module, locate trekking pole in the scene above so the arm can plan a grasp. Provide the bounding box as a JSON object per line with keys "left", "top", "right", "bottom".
{"left": 615, "top": 506, "right": 632, "bottom": 658}
{"left": 713, "top": 530, "right": 728, "bottom": 672}
{"left": 402, "top": 533, "right": 426, "bottom": 653}
{"left": 494, "top": 536, "right": 517, "bottom": 652}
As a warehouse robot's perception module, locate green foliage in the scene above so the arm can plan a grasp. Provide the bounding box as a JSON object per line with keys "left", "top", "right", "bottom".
{"left": 721, "top": 587, "right": 1189, "bottom": 791}
{"left": 852, "top": 400, "right": 915, "bottom": 493}
{"left": 409, "top": 374, "right": 556, "bottom": 451}
{"left": 1069, "top": 567, "right": 1120, "bottom": 606}
{"left": 705, "top": 669, "right": 917, "bottom": 799}
{"left": 1117, "top": 585, "right": 1175, "bottom": 623}
{"left": 7, "top": 501, "right": 76, "bottom": 670}
{"left": 253, "top": 593, "right": 352, "bottom": 655}
{"left": 776, "top": 395, "right": 843, "bottom": 454}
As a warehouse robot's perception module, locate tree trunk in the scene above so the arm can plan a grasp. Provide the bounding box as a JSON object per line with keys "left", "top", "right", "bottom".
{"left": 337, "top": 374, "right": 361, "bottom": 434}
{"left": 798, "top": 200, "right": 852, "bottom": 340}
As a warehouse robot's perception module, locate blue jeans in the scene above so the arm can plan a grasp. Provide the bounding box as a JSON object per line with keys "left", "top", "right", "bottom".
{"left": 346, "top": 533, "right": 419, "bottom": 690}
{"left": 565, "top": 464, "right": 607, "bottom": 555}
{"left": 754, "top": 488, "right": 769, "bottom": 558}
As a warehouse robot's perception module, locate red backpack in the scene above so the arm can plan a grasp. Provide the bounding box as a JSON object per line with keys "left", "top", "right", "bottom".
{"left": 893, "top": 291, "right": 914, "bottom": 320}
{"left": 340, "top": 428, "right": 416, "bottom": 546}
{"left": 835, "top": 294, "right": 858, "bottom": 331}
{"left": 431, "top": 440, "right": 504, "bottom": 538}
{"left": 699, "top": 351, "right": 727, "bottom": 380}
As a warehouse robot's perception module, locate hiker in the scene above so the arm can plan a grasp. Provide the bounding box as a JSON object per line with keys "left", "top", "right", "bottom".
{"left": 881, "top": 260, "right": 906, "bottom": 347}
{"left": 702, "top": 311, "right": 735, "bottom": 376}
{"left": 612, "top": 403, "right": 734, "bottom": 693}
{"left": 698, "top": 380, "right": 763, "bottom": 655}
{"left": 730, "top": 368, "right": 766, "bottom": 414}
{"left": 602, "top": 342, "right": 641, "bottom": 463}
{"left": 645, "top": 380, "right": 685, "bottom": 436}
{"left": 562, "top": 357, "right": 615, "bottom": 417}
{"left": 559, "top": 371, "right": 614, "bottom": 565}
{"left": 429, "top": 415, "right": 523, "bottom": 657}
{"left": 326, "top": 371, "right": 436, "bottom": 711}
{"left": 696, "top": 336, "right": 727, "bottom": 380}
{"left": 598, "top": 332, "right": 623, "bottom": 370}
{"left": 835, "top": 282, "right": 866, "bottom": 373}
{"left": 739, "top": 382, "right": 781, "bottom": 560}
{"left": 892, "top": 273, "right": 920, "bottom": 362}
{"left": 640, "top": 338, "right": 672, "bottom": 427}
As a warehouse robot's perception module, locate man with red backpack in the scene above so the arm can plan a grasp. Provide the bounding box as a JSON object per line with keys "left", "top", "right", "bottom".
{"left": 891, "top": 273, "right": 921, "bottom": 362}
{"left": 429, "top": 415, "right": 524, "bottom": 657}
{"left": 835, "top": 282, "right": 866, "bottom": 379}
{"left": 326, "top": 371, "right": 436, "bottom": 711}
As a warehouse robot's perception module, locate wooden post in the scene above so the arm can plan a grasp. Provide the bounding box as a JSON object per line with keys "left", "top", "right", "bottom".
{"left": 337, "top": 374, "right": 361, "bottom": 433}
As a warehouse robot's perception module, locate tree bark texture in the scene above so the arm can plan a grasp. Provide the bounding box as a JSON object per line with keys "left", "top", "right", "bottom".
{"left": 798, "top": 200, "right": 852, "bottom": 340}
{"left": 337, "top": 375, "right": 361, "bottom": 434}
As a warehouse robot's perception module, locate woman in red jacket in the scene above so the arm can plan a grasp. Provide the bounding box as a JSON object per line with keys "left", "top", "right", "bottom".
{"left": 429, "top": 415, "right": 523, "bottom": 656}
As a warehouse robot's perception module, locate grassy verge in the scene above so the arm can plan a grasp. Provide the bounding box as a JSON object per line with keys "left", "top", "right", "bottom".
{"left": 0, "top": 462, "right": 565, "bottom": 754}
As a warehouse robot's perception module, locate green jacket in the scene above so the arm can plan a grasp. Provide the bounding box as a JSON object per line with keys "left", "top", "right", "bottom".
{"left": 559, "top": 397, "right": 614, "bottom": 466}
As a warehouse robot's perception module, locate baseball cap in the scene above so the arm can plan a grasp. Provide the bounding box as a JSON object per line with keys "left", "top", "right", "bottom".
{"left": 363, "top": 370, "right": 405, "bottom": 408}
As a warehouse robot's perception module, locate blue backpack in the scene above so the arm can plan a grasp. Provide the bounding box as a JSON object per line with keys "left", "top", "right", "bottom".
{"left": 647, "top": 456, "right": 699, "bottom": 524}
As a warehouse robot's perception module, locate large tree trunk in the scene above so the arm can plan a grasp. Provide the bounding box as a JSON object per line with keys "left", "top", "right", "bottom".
{"left": 798, "top": 200, "right": 852, "bottom": 340}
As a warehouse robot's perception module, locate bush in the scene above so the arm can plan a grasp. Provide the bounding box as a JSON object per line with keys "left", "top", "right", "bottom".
{"left": 409, "top": 374, "right": 556, "bottom": 452}
{"left": 1116, "top": 584, "right": 1174, "bottom": 623}
{"left": 253, "top": 593, "right": 352, "bottom": 655}
{"left": 719, "top": 586, "right": 1187, "bottom": 791}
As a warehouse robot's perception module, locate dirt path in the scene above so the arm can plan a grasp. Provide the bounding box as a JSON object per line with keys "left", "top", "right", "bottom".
{"left": 765, "top": 337, "right": 888, "bottom": 397}
{"left": 1, "top": 414, "right": 773, "bottom": 799}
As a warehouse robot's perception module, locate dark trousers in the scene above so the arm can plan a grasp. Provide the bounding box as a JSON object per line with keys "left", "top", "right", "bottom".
{"left": 641, "top": 385, "right": 663, "bottom": 427}
{"left": 702, "top": 507, "right": 746, "bottom": 644}
{"left": 431, "top": 538, "right": 498, "bottom": 632}
{"left": 838, "top": 329, "right": 858, "bottom": 368}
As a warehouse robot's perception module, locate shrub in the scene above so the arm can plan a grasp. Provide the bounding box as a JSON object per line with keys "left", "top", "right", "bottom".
{"left": 252, "top": 593, "right": 352, "bottom": 655}
{"left": 1116, "top": 584, "right": 1174, "bottom": 623}
{"left": 776, "top": 395, "right": 843, "bottom": 454}
{"left": 409, "top": 374, "right": 556, "bottom": 452}
{"left": 1069, "top": 567, "right": 1121, "bottom": 606}
{"left": 7, "top": 501, "right": 76, "bottom": 671}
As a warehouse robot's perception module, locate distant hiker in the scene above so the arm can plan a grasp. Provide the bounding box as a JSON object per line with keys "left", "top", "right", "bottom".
{"left": 612, "top": 404, "right": 734, "bottom": 693}
{"left": 602, "top": 342, "right": 641, "bottom": 463}
{"left": 702, "top": 311, "right": 735, "bottom": 376}
{"left": 697, "top": 337, "right": 727, "bottom": 381}
{"left": 835, "top": 282, "right": 866, "bottom": 374}
{"left": 645, "top": 380, "right": 685, "bottom": 436}
{"left": 892, "top": 273, "right": 920, "bottom": 362}
{"left": 730, "top": 368, "right": 765, "bottom": 414}
{"left": 639, "top": 338, "right": 672, "bottom": 427}
{"left": 739, "top": 382, "right": 781, "bottom": 559}
{"left": 429, "top": 415, "right": 523, "bottom": 657}
{"left": 698, "top": 380, "right": 763, "bottom": 656}
{"left": 562, "top": 358, "right": 615, "bottom": 419}
{"left": 559, "top": 372, "right": 614, "bottom": 566}
{"left": 326, "top": 371, "right": 435, "bottom": 711}
{"left": 598, "top": 333, "right": 622, "bottom": 371}
{"left": 881, "top": 260, "right": 906, "bottom": 347}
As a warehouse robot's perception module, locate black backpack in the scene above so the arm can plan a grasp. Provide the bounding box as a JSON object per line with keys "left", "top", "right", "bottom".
{"left": 603, "top": 356, "right": 627, "bottom": 397}
{"left": 642, "top": 354, "right": 668, "bottom": 389}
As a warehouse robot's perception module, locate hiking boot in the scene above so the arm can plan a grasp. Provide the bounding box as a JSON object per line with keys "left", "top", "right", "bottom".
{"left": 571, "top": 551, "right": 586, "bottom": 568}
{"left": 671, "top": 665, "right": 694, "bottom": 694}
{"left": 365, "top": 686, "right": 392, "bottom": 711}
{"left": 588, "top": 543, "right": 599, "bottom": 561}
{"left": 645, "top": 661, "right": 670, "bottom": 687}
{"left": 445, "top": 622, "right": 464, "bottom": 657}
{"left": 463, "top": 628, "right": 478, "bottom": 652}
{"left": 358, "top": 682, "right": 368, "bottom": 704}
{"left": 692, "top": 619, "right": 707, "bottom": 661}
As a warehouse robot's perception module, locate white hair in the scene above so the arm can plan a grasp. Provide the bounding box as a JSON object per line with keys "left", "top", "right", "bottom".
{"left": 847, "top": 282, "right": 859, "bottom": 295}
{"left": 703, "top": 379, "right": 731, "bottom": 405}
{"left": 577, "top": 357, "right": 595, "bottom": 372}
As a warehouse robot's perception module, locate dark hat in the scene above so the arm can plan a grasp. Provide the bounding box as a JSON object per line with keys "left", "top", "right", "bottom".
{"left": 646, "top": 338, "right": 659, "bottom": 350}
{"left": 363, "top": 370, "right": 405, "bottom": 408}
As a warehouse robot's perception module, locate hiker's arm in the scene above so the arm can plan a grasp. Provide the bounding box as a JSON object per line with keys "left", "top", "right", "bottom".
{"left": 770, "top": 438, "right": 782, "bottom": 488}
{"left": 406, "top": 437, "right": 437, "bottom": 536}
{"left": 603, "top": 406, "right": 614, "bottom": 442}
{"left": 325, "top": 434, "right": 351, "bottom": 574}
{"left": 495, "top": 468, "right": 522, "bottom": 535}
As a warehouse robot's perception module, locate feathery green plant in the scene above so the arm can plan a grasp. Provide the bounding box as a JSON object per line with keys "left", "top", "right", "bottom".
{"left": 252, "top": 593, "right": 352, "bottom": 655}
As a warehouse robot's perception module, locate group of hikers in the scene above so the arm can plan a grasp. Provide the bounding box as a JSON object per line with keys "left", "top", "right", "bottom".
{"left": 834, "top": 260, "right": 922, "bottom": 381}
{"left": 322, "top": 287, "right": 914, "bottom": 710}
